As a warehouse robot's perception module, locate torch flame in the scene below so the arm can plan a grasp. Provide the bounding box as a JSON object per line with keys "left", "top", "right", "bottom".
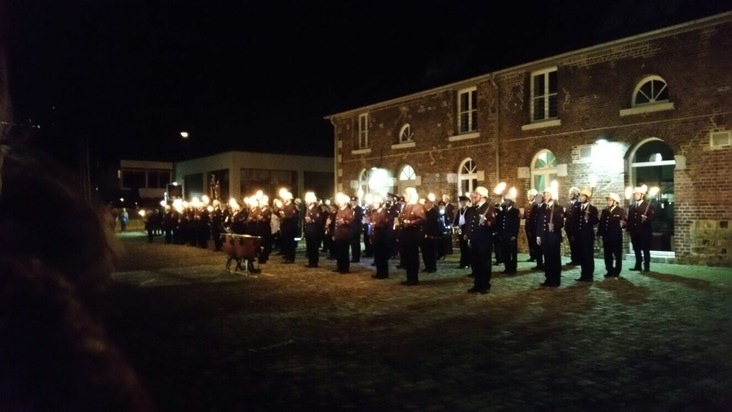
{"left": 494, "top": 182, "right": 507, "bottom": 195}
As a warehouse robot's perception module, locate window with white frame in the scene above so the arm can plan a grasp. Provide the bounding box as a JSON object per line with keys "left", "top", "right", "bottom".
{"left": 530, "top": 150, "right": 558, "bottom": 192}
{"left": 531, "top": 68, "right": 558, "bottom": 122}
{"left": 399, "top": 124, "right": 414, "bottom": 143}
{"left": 457, "top": 158, "right": 478, "bottom": 196}
{"left": 397, "top": 164, "right": 417, "bottom": 195}
{"left": 457, "top": 87, "right": 477, "bottom": 133}
{"left": 633, "top": 75, "right": 669, "bottom": 106}
{"left": 358, "top": 113, "right": 369, "bottom": 149}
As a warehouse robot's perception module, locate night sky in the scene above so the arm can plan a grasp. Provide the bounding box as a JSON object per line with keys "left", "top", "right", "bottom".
{"left": 2, "top": 0, "right": 729, "bottom": 170}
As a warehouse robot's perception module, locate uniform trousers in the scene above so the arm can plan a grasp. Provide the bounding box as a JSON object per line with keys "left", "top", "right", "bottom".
{"left": 470, "top": 237, "right": 493, "bottom": 291}
{"left": 540, "top": 232, "right": 562, "bottom": 285}
{"left": 602, "top": 235, "right": 623, "bottom": 276}
{"left": 630, "top": 232, "right": 651, "bottom": 270}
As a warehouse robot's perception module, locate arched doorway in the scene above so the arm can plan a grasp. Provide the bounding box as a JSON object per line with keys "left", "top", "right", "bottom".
{"left": 457, "top": 158, "right": 478, "bottom": 196}
{"left": 628, "top": 138, "right": 675, "bottom": 253}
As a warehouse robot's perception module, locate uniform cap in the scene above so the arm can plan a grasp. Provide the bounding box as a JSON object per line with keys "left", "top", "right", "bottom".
{"left": 579, "top": 188, "right": 592, "bottom": 197}
{"left": 504, "top": 193, "right": 516, "bottom": 202}
{"left": 528, "top": 189, "right": 538, "bottom": 197}
{"left": 474, "top": 186, "right": 489, "bottom": 197}
{"left": 606, "top": 193, "right": 620, "bottom": 203}
{"left": 458, "top": 195, "right": 469, "bottom": 201}
{"left": 633, "top": 187, "right": 646, "bottom": 194}
{"left": 569, "top": 187, "right": 580, "bottom": 195}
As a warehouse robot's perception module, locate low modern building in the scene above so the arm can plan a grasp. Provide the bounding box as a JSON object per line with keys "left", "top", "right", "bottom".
{"left": 118, "top": 159, "right": 174, "bottom": 203}
{"left": 325, "top": 12, "right": 731, "bottom": 266}
{"left": 173, "top": 151, "right": 334, "bottom": 202}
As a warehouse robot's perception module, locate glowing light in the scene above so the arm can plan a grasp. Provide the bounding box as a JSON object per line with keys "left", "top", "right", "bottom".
{"left": 255, "top": 190, "right": 264, "bottom": 200}
{"left": 368, "top": 168, "right": 392, "bottom": 194}
{"left": 201, "top": 195, "right": 210, "bottom": 205}
{"left": 648, "top": 186, "right": 660, "bottom": 197}
{"left": 357, "top": 188, "right": 365, "bottom": 199}
{"left": 228, "top": 198, "right": 240, "bottom": 210}
{"left": 207, "top": 206, "right": 214, "bottom": 212}
{"left": 305, "top": 191, "right": 317, "bottom": 203}
{"left": 625, "top": 186, "right": 634, "bottom": 200}
{"left": 279, "top": 188, "right": 289, "bottom": 199}
{"left": 191, "top": 197, "right": 201, "bottom": 208}
{"left": 364, "top": 193, "right": 374, "bottom": 205}
{"left": 427, "top": 192, "right": 436, "bottom": 202}
{"left": 138, "top": 209, "right": 146, "bottom": 217}
{"left": 180, "top": 131, "right": 189, "bottom": 139}
{"left": 494, "top": 182, "right": 506, "bottom": 195}
{"left": 159, "top": 200, "right": 166, "bottom": 207}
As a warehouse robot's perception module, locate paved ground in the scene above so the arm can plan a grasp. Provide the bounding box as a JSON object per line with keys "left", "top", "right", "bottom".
{"left": 108, "top": 232, "right": 732, "bottom": 412}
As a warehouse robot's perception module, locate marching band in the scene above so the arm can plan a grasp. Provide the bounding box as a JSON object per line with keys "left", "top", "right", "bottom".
{"left": 134, "top": 181, "right": 658, "bottom": 291}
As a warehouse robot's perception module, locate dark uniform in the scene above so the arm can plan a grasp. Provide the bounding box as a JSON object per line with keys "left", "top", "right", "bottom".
{"left": 597, "top": 201, "right": 626, "bottom": 277}
{"left": 421, "top": 203, "right": 441, "bottom": 273}
{"left": 370, "top": 204, "right": 394, "bottom": 279}
{"left": 565, "top": 196, "right": 581, "bottom": 265}
{"left": 211, "top": 206, "right": 224, "bottom": 251}
{"left": 529, "top": 198, "right": 545, "bottom": 269}
{"left": 303, "top": 202, "right": 323, "bottom": 268}
{"left": 398, "top": 202, "right": 426, "bottom": 285}
{"left": 333, "top": 205, "right": 354, "bottom": 273}
{"left": 575, "top": 201, "right": 599, "bottom": 281}
{"left": 500, "top": 201, "right": 521, "bottom": 274}
{"left": 464, "top": 199, "right": 495, "bottom": 293}
{"left": 350, "top": 201, "right": 364, "bottom": 262}
{"left": 279, "top": 200, "right": 299, "bottom": 264}
{"left": 627, "top": 198, "right": 655, "bottom": 272}
{"left": 536, "top": 200, "right": 565, "bottom": 287}
{"left": 454, "top": 199, "right": 470, "bottom": 269}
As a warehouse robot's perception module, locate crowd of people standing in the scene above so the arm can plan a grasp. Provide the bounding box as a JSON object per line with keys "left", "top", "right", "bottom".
{"left": 130, "top": 181, "right": 656, "bottom": 294}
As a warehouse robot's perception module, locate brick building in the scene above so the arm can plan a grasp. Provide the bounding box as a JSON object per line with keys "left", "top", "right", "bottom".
{"left": 325, "top": 12, "right": 732, "bottom": 267}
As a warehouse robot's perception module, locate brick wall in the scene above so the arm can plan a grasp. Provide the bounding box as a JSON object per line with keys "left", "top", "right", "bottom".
{"left": 332, "top": 15, "right": 732, "bottom": 267}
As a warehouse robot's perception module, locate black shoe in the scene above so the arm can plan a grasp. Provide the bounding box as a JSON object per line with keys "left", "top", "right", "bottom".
{"left": 532, "top": 265, "right": 546, "bottom": 270}
{"left": 643, "top": 267, "right": 650, "bottom": 272}
{"left": 304, "top": 264, "right": 318, "bottom": 268}
{"left": 540, "top": 282, "right": 559, "bottom": 287}
{"left": 629, "top": 267, "right": 641, "bottom": 271}
{"left": 372, "top": 274, "right": 388, "bottom": 279}
{"left": 401, "top": 280, "right": 419, "bottom": 286}
{"left": 467, "top": 287, "right": 479, "bottom": 293}
{"left": 575, "top": 277, "right": 593, "bottom": 282}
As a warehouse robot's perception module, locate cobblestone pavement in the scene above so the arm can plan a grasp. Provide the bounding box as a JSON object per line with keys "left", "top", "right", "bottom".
{"left": 108, "top": 233, "right": 732, "bottom": 412}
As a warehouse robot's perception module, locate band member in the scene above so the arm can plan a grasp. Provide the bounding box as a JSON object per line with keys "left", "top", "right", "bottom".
{"left": 303, "top": 192, "right": 322, "bottom": 268}
{"left": 421, "top": 195, "right": 440, "bottom": 273}
{"left": 500, "top": 190, "right": 520, "bottom": 275}
{"left": 454, "top": 195, "right": 471, "bottom": 269}
{"left": 565, "top": 186, "right": 582, "bottom": 266}
{"left": 597, "top": 193, "right": 626, "bottom": 278}
{"left": 529, "top": 192, "right": 545, "bottom": 270}
{"left": 350, "top": 196, "right": 364, "bottom": 263}
{"left": 278, "top": 190, "right": 299, "bottom": 264}
{"left": 464, "top": 186, "right": 495, "bottom": 294}
{"left": 333, "top": 192, "right": 354, "bottom": 274}
{"left": 369, "top": 195, "right": 394, "bottom": 279}
{"left": 398, "top": 187, "right": 426, "bottom": 286}
{"left": 575, "top": 188, "right": 599, "bottom": 282}
{"left": 536, "top": 187, "right": 564, "bottom": 287}
{"left": 627, "top": 186, "right": 655, "bottom": 272}
{"left": 524, "top": 189, "right": 538, "bottom": 262}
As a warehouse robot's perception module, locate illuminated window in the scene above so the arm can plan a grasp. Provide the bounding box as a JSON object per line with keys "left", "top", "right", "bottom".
{"left": 458, "top": 158, "right": 478, "bottom": 196}
{"left": 399, "top": 124, "right": 414, "bottom": 143}
{"left": 457, "top": 87, "right": 477, "bottom": 133}
{"left": 633, "top": 76, "right": 669, "bottom": 106}
{"left": 531, "top": 68, "right": 558, "bottom": 121}
{"left": 358, "top": 113, "right": 369, "bottom": 149}
{"left": 531, "top": 150, "right": 558, "bottom": 192}
{"left": 399, "top": 165, "right": 416, "bottom": 181}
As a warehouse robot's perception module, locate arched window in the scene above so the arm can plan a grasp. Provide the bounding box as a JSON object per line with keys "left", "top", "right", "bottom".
{"left": 397, "top": 164, "right": 417, "bottom": 195}
{"left": 399, "top": 124, "right": 414, "bottom": 143}
{"left": 358, "top": 168, "right": 370, "bottom": 199}
{"left": 633, "top": 75, "right": 669, "bottom": 106}
{"left": 457, "top": 158, "right": 478, "bottom": 196}
{"left": 530, "top": 150, "right": 558, "bottom": 192}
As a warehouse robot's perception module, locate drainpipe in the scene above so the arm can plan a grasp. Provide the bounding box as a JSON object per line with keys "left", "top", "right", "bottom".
{"left": 330, "top": 116, "right": 338, "bottom": 198}
{"left": 490, "top": 73, "right": 500, "bottom": 182}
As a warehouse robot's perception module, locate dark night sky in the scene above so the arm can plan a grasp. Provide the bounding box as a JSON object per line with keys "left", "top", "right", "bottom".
{"left": 2, "top": 0, "right": 729, "bottom": 169}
